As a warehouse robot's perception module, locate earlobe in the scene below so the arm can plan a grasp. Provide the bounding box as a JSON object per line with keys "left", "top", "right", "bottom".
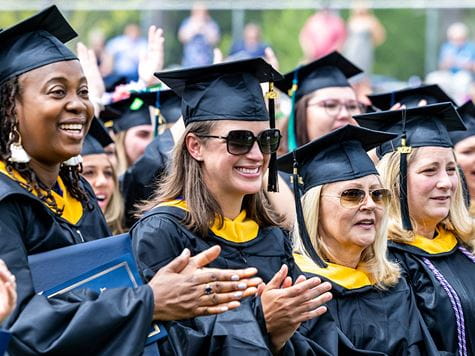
{"left": 185, "top": 133, "right": 204, "bottom": 161}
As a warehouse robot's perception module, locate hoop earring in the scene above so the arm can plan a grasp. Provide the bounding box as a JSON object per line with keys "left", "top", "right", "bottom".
{"left": 8, "top": 127, "right": 30, "bottom": 163}
{"left": 63, "top": 155, "right": 83, "bottom": 166}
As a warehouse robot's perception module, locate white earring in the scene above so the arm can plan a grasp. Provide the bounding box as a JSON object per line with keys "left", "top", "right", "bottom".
{"left": 9, "top": 141, "right": 30, "bottom": 163}
{"left": 63, "top": 155, "right": 83, "bottom": 166}
{"left": 8, "top": 128, "right": 30, "bottom": 163}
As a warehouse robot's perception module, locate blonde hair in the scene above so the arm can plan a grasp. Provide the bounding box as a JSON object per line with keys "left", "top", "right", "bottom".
{"left": 104, "top": 160, "right": 125, "bottom": 235}
{"left": 139, "top": 121, "right": 283, "bottom": 237}
{"left": 293, "top": 183, "right": 400, "bottom": 289}
{"left": 377, "top": 148, "right": 475, "bottom": 251}
{"left": 114, "top": 131, "right": 129, "bottom": 176}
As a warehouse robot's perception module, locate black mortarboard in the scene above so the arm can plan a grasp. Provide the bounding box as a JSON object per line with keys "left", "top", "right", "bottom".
{"left": 278, "top": 125, "right": 397, "bottom": 193}
{"left": 274, "top": 51, "right": 361, "bottom": 151}
{"left": 354, "top": 103, "right": 465, "bottom": 156}
{"left": 155, "top": 58, "right": 283, "bottom": 192}
{"left": 81, "top": 118, "right": 114, "bottom": 156}
{"left": 354, "top": 103, "right": 465, "bottom": 231}
{"left": 368, "top": 84, "right": 455, "bottom": 111}
{"left": 102, "top": 89, "right": 182, "bottom": 133}
{"left": 450, "top": 101, "right": 475, "bottom": 145}
{"left": 0, "top": 5, "right": 77, "bottom": 86}
{"left": 275, "top": 52, "right": 362, "bottom": 102}
{"left": 155, "top": 57, "right": 283, "bottom": 126}
{"left": 277, "top": 125, "right": 397, "bottom": 268}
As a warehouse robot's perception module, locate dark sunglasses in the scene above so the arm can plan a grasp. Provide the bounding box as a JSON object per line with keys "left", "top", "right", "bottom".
{"left": 197, "top": 129, "right": 282, "bottom": 155}
{"left": 322, "top": 188, "right": 392, "bottom": 209}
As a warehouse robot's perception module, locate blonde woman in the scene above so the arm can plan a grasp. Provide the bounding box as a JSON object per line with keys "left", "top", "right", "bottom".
{"left": 278, "top": 125, "right": 439, "bottom": 354}
{"left": 81, "top": 119, "right": 125, "bottom": 234}
{"left": 357, "top": 103, "right": 475, "bottom": 355}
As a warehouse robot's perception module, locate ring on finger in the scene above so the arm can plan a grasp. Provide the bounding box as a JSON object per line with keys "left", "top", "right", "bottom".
{"left": 204, "top": 284, "right": 213, "bottom": 296}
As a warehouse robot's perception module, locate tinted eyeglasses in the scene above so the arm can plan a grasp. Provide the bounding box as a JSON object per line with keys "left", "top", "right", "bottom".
{"left": 197, "top": 129, "right": 282, "bottom": 155}
{"left": 308, "top": 99, "right": 364, "bottom": 118}
{"left": 322, "top": 188, "right": 391, "bottom": 209}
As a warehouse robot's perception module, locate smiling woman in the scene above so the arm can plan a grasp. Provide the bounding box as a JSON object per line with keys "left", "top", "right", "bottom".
{"left": 357, "top": 103, "right": 475, "bottom": 355}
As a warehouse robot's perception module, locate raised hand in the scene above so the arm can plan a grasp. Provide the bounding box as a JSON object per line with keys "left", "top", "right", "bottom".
{"left": 138, "top": 26, "right": 165, "bottom": 87}
{"left": 148, "top": 245, "right": 260, "bottom": 321}
{"left": 0, "top": 259, "right": 17, "bottom": 323}
{"left": 77, "top": 42, "right": 106, "bottom": 116}
{"left": 260, "top": 265, "right": 332, "bottom": 353}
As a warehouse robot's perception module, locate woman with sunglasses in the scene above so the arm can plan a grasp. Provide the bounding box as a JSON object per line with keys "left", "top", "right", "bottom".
{"left": 278, "top": 125, "right": 439, "bottom": 354}
{"left": 356, "top": 103, "right": 475, "bottom": 355}
{"left": 0, "top": 7, "right": 262, "bottom": 355}
{"left": 130, "top": 59, "right": 387, "bottom": 355}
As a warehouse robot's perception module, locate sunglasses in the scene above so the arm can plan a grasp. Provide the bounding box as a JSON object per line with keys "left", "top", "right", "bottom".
{"left": 197, "top": 129, "right": 282, "bottom": 155}
{"left": 322, "top": 188, "right": 391, "bottom": 209}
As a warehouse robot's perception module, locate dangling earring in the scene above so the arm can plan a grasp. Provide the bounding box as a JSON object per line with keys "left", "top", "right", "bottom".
{"left": 8, "top": 127, "right": 30, "bottom": 164}
{"left": 63, "top": 155, "right": 83, "bottom": 166}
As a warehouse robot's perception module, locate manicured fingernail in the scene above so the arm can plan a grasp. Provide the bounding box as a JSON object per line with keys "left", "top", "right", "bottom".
{"left": 238, "top": 282, "right": 247, "bottom": 289}
{"left": 231, "top": 274, "right": 240, "bottom": 281}
{"left": 234, "top": 291, "right": 243, "bottom": 298}
{"left": 181, "top": 248, "right": 190, "bottom": 257}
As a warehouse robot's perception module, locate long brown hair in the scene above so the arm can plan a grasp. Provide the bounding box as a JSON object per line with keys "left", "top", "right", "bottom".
{"left": 295, "top": 95, "right": 312, "bottom": 147}
{"left": 139, "top": 121, "right": 283, "bottom": 237}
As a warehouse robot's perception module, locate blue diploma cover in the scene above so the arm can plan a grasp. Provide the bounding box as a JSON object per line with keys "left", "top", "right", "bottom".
{"left": 28, "top": 234, "right": 166, "bottom": 347}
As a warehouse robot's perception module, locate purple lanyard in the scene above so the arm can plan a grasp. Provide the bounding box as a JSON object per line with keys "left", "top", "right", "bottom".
{"left": 421, "top": 246, "right": 474, "bottom": 356}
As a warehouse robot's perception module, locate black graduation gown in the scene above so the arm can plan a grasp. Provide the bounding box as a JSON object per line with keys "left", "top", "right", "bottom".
{"left": 295, "top": 254, "right": 440, "bottom": 355}
{"left": 0, "top": 172, "right": 155, "bottom": 356}
{"left": 389, "top": 231, "right": 475, "bottom": 355}
{"left": 131, "top": 204, "right": 385, "bottom": 356}
{"left": 121, "top": 130, "right": 174, "bottom": 228}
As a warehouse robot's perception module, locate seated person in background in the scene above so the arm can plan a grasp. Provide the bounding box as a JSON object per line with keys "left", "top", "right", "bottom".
{"left": 228, "top": 23, "right": 268, "bottom": 60}
{"left": 426, "top": 22, "right": 475, "bottom": 103}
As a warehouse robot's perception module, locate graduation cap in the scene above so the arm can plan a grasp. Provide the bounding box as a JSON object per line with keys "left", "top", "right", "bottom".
{"left": 450, "top": 101, "right": 475, "bottom": 145}
{"left": 274, "top": 52, "right": 362, "bottom": 151}
{"left": 101, "top": 89, "right": 181, "bottom": 133}
{"left": 354, "top": 103, "right": 466, "bottom": 231}
{"left": 155, "top": 57, "right": 284, "bottom": 192}
{"left": 277, "top": 125, "right": 397, "bottom": 268}
{"left": 81, "top": 118, "right": 114, "bottom": 156}
{"left": 0, "top": 5, "right": 77, "bottom": 86}
{"left": 368, "top": 84, "right": 455, "bottom": 111}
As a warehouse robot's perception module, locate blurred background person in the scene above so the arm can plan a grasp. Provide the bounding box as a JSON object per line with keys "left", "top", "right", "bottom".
{"left": 426, "top": 22, "right": 475, "bottom": 103}
{"left": 228, "top": 23, "right": 268, "bottom": 60}
{"left": 178, "top": 2, "right": 220, "bottom": 68}
{"left": 105, "top": 23, "right": 147, "bottom": 82}
{"left": 299, "top": 8, "right": 346, "bottom": 63}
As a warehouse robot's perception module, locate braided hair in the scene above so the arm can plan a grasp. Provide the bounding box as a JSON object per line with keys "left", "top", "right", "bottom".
{"left": 0, "top": 76, "right": 93, "bottom": 214}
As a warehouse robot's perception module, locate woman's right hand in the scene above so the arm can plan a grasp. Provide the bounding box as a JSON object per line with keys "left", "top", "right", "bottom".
{"left": 260, "top": 265, "right": 332, "bottom": 354}
{"left": 148, "top": 245, "right": 261, "bottom": 321}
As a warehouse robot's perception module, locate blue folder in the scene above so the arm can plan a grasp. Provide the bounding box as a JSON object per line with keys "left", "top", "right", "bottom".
{"left": 28, "top": 234, "right": 166, "bottom": 353}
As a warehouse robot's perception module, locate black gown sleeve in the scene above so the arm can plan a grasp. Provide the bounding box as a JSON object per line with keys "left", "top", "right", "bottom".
{"left": 0, "top": 198, "right": 155, "bottom": 356}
